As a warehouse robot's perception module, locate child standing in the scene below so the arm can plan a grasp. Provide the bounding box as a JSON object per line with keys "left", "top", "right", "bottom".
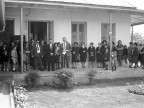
{"left": 11, "top": 46, "right": 18, "bottom": 72}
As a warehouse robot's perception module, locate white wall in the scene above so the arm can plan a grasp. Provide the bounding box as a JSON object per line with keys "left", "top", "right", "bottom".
{"left": 5, "top": 7, "right": 131, "bottom": 46}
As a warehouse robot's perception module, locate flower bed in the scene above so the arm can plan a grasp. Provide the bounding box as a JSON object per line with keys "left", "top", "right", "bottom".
{"left": 12, "top": 84, "right": 29, "bottom": 108}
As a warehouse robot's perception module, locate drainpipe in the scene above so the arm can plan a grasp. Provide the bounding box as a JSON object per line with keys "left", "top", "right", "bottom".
{"left": 20, "top": 6, "right": 23, "bottom": 74}
{"left": 109, "top": 12, "right": 112, "bottom": 70}
{"left": 131, "top": 25, "right": 134, "bottom": 43}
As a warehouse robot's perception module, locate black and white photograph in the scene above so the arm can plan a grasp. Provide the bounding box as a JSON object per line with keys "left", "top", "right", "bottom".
{"left": 0, "top": 0, "right": 144, "bottom": 108}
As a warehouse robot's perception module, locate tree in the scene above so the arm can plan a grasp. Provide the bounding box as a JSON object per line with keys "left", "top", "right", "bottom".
{"left": 132, "top": 32, "right": 144, "bottom": 44}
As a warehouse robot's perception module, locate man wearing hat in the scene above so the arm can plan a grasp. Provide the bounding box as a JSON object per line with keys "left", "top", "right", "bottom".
{"left": 31, "top": 40, "right": 44, "bottom": 71}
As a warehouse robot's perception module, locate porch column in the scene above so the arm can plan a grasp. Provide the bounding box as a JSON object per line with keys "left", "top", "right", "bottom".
{"left": 20, "top": 6, "right": 23, "bottom": 73}
{"left": 131, "top": 26, "right": 134, "bottom": 42}
{"left": 109, "top": 12, "right": 112, "bottom": 69}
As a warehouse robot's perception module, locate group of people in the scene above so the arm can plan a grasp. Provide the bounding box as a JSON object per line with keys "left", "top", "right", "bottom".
{"left": 0, "top": 37, "right": 144, "bottom": 72}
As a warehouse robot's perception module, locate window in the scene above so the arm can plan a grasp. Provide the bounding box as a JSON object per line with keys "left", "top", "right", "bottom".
{"left": 71, "top": 22, "right": 87, "bottom": 46}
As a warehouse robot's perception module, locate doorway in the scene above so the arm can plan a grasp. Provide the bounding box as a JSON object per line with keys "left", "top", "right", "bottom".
{"left": 71, "top": 22, "right": 87, "bottom": 46}
{"left": 28, "top": 21, "right": 54, "bottom": 44}
{"left": 0, "top": 19, "right": 14, "bottom": 44}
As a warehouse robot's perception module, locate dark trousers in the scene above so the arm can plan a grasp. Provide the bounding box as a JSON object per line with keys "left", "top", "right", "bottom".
{"left": 42, "top": 56, "right": 47, "bottom": 69}
{"left": 62, "top": 54, "right": 70, "bottom": 68}
{"left": 34, "top": 56, "right": 43, "bottom": 70}
{"left": 48, "top": 55, "right": 55, "bottom": 71}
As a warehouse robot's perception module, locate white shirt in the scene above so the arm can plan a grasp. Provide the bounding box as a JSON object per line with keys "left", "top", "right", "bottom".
{"left": 37, "top": 45, "right": 40, "bottom": 53}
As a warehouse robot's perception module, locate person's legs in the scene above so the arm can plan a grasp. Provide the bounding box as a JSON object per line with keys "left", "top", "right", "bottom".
{"left": 65, "top": 55, "right": 70, "bottom": 68}
{"left": 34, "top": 57, "right": 38, "bottom": 70}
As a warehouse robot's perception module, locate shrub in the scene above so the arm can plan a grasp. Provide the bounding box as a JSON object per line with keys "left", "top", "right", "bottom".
{"left": 87, "top": 70, "right": 97, "bottom": 84}
{"left": 25, "top": 72, "right": 40, "bottom": 86}
{"left": 128, "top": 82, "right": 144, "bottom": 95}
{"left": 53, "top": 69, "right": 73, "bottom": 89}
{"left": 13, "top": 84, "right": 29, "bottom": 108}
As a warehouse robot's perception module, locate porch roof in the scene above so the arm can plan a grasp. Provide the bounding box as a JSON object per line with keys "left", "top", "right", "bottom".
{"left": 4, "top": 0, "right": 144, "bottom": 26}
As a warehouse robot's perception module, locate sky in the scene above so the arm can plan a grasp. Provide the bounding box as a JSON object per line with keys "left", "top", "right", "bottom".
{"left": 125, "top": 0, "right": 144, "bottom": 36}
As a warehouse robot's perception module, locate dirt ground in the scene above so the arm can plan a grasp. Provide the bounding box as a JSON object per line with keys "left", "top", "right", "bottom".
{"left": 27, "top": 78, "right": 144, "bottom": 108}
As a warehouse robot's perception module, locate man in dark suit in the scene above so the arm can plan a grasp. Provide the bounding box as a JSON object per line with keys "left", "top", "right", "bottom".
{"left": 61, "top": 37, "right": 71, "bottom": 68}
{"left": 47, "top": 39, "right": 55, "bottom": 71}
{"left": 41, "top": 40, "right": 48, "bottom": 69}
{"left": 31, "top": 40, "right": 44, "bottom": 71}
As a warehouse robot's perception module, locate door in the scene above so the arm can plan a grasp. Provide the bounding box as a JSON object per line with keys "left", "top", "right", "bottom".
{"left": 0, "top": 19, "right": 14, "bottom": 44}
{"left": 71, "top": 22, "right": 87, "bottom": 46}
{"left": 28, "top": 21, "right": 54, "bottom": 44}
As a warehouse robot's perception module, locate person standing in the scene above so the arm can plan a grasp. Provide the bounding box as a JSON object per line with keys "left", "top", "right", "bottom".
{"left": 71, "top": 42, "right": 79, "bottom": 68}
{"left": 104, "top": 46, "right": 110, "bottom": 70}
{"left": 138, "top": 44, "right": 143, "bottom": 67}
{"left": 57, "top": 42, "right": 62, "bottom": 69}
{"left": 96, "top": 43, "right": 102, "bottom": 68}
{"left": 61, "top": 37, "right": 71, "bottom": 68}
{"left": 54, "top": 43, "right": 60, "bottom": 70}
{"left": 41, "top": 40, "right": 48, "bottom": 70}
{"left": 101, "top": 40, "right": 107, "bottom": 68}
{"left": 47, "top": 39, "right": 55, "bottom": 71}
{"left": 88, "top": 42, "right": 95, "bottom": 68}
{"left": 111, "top": 42, "right": 117, "bottom": 71}
{"left": 128, "top": 42, "right": 133, "bottom": 67}
{"left": 140, "top": 44, "right": 144, "bottom": 69}
{"left": 11, "top": 46, "right": 18, "bottom": 72}
{"left": 23, "top": 42, "right": 30, "bottom": 71}
{"left": 130, "top": 43, "right": 139, "bottom": 68}
{"left": 116, "top": 40, "right": 123, "bottom": 66}
{"left": 31, "top": 40, "right": 44, "bottom": 71}
{"left": 79, "top": 42, "right": 87, "bottom": 68}
{"left": 123, "top": 45, "right": 128, "bottom": 64}
{"left": 2, "top": 43, "right": 9, "bottom": 71}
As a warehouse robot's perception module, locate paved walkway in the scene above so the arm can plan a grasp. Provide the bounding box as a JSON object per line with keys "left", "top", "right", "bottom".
{"left": 0, "top": 82, "right": 11, "bottom": 108}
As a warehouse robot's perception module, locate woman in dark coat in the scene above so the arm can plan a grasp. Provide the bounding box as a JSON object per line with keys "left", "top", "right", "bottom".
{"left": 130, "top": 43, "right": 139, "bottom": 68}
{"left": 104, "top": 45, "right": 110, "bottom": 70}
{"left": 79, "top": 42, "right": 87, "bottom": 68}
{"left": 96, "top": 43, "right": 103, "bottom": 68}
{"left": 71, "top": 42, "right": 79, "bottom": 68}
{"left": 88, "top": 42, "right": 95, "bottom": 68}
{"left": 54, "top": 43, "right": 60, "bottom": 70}
{"left": 2, "top": 43, "right": 9, "bottom": 71}
{"left": 140, "top": 44, "right": 144, "bottom": 69}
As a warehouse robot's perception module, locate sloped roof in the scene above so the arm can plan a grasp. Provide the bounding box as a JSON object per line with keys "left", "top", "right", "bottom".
{"left": 5, "top": 0, "right": 136, "bottom": 9}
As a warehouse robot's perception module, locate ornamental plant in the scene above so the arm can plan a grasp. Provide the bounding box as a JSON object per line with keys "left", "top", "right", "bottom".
{"left": 87, "top": 70, "right": 97, "bottom": 84}
{"left": 25, "top": 72, "right": 40, "bottom": 87}
{"left": 13, "top": 84, "right": 29, "bottom": 108}
{"left": 128, "top": 82, "right": 144, "bottom": 95}
{"left": 53, "top": 69, "right": 73, "bottom": 89}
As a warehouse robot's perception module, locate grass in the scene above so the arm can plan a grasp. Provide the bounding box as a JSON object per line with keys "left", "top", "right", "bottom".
{"left": 26, "top": 78, "right": 144, "bottom": 108}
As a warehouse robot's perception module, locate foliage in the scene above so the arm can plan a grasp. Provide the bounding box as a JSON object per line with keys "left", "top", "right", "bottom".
{"left": 13, "top": 84, "right": 29, "bottom": 108}
{"left": 87, "top": 70, "right": 97, "bottom": 84}
{"left": 53, "top": 69, "right": 73, "bottom": 89}
{"left": 132, "top": 32, "right": 144, "bottom": 44}
{"left": 25, "top": 72, "right": 40, "bottom": 86}
{"left": 128, "top": 82, "right": 144, "bottom": 95}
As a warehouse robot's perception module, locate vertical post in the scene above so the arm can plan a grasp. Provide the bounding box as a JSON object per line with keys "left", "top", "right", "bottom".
{"left": 20, "top": 6, "right": 23, "bottom": 73}
{"left": 131, "top": 25, "right": 133, "bottom": 43}
{"left": 109, "top": 12, "right": 112, "bottom": 70}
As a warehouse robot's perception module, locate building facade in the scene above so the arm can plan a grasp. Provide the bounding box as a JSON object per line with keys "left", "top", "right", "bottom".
{"left": 2, "top": 0, "right": 144, "bottom": 46}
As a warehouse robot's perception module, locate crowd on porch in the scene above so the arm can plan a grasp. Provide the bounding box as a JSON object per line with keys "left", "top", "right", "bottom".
{"left": 0, "top": 37, "right": 144, "bottom": 72}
